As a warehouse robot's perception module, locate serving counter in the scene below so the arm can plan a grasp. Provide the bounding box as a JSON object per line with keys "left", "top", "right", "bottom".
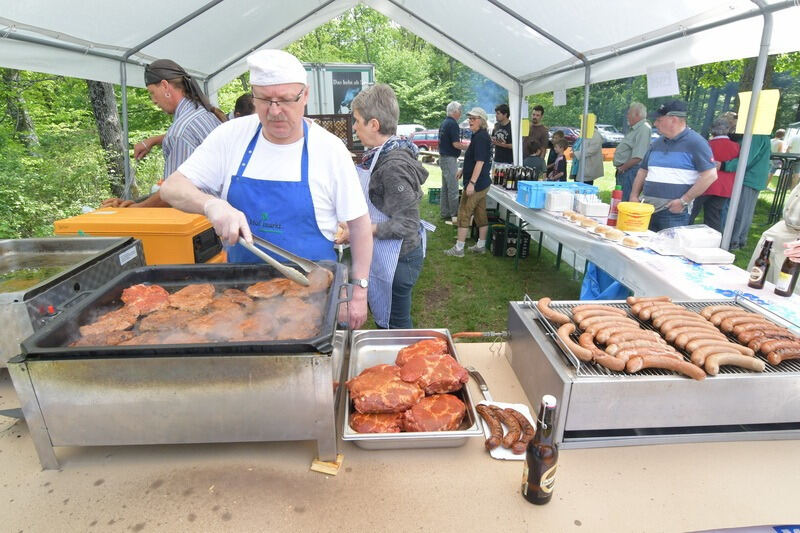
{"left": 1, "top": 342, "right": 797, "bottom": 532}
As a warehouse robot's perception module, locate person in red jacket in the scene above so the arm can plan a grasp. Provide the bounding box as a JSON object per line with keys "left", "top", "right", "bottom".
{"left": 689, "top": 116, "right": 740, "bottom": 232}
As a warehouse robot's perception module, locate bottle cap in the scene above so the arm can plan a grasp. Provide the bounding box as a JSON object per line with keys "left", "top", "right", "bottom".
{"left": 542, "top": 394, "right": 557, "bottom": 408}
{"left": 614, "top": 185, "right": 622, "bottom": 190}
{"left": 765, "top": 237, "right": 774, "bottom": 243}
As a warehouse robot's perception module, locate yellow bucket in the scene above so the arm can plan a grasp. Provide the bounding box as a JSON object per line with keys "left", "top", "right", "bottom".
{"left": 617, "top": 202, "right": 654, "bottom": 231}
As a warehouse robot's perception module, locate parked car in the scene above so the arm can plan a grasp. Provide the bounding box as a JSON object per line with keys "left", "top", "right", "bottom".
{"left": 409, "top": 129, "right": 439, "bottom": 151}
{"left": 596, "top": 124, "right": 624, "bottom": 147}
{"left": 548, "top": 126, "right": 581, "bottom": 145}
{"left": 396, "top": 123, "right": 426, "bottom": 138}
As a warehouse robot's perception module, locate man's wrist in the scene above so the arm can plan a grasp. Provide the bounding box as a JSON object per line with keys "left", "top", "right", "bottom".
{"left": 679, "top": 196, "right": 689, "bottom": 207}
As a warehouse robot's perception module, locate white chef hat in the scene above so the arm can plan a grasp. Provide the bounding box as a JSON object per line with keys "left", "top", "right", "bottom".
{"left": 247, "top": 49, "right": 307, "bottom": 87}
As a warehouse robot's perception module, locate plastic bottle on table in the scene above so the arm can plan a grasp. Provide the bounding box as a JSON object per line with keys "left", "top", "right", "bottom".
{"left": 607, "top": 185, "right": 623, "bottom": 226}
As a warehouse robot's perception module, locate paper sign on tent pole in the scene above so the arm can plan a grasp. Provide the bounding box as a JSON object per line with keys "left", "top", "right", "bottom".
{"left": 580, "top": 113, "right": 596, "bottom": 137}
{"left": 735, "top": 89, "right": 780, "bottom": 135}
{"left": 646, "top": 63, "right": 679, "bottom": 99}
{"left": 553, "top": 88, "right": 566, "bottom": 106}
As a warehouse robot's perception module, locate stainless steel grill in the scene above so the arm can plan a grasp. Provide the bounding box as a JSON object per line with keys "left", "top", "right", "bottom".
{"left": 507, "top": 298, "right": 800, "bottom": 449}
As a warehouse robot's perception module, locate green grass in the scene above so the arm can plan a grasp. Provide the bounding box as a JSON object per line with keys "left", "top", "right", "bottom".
{"left": 404, "top": 161, "right": 780, "bottom": 334}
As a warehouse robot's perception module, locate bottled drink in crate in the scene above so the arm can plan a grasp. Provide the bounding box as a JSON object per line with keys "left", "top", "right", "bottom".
{"left": 774, "top": 255, "right": 799, "bottom": 296}
{"left": 522, "top": 395, "right": 558, "bottom": 505}
{"left": 748, "top": 238, "right": 773, "bottom": 289}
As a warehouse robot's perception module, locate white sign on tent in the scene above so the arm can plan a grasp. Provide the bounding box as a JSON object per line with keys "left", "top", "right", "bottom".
{"left": 553, "top": 88, "right": 567, "bottom": 106}
{"left": 646, "top": 62, "right": 680, "bottom": 99}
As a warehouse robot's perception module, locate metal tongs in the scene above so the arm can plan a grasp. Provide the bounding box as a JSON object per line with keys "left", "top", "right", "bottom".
{"left": 237, "top": 234, "right": 319, "bottom": 287}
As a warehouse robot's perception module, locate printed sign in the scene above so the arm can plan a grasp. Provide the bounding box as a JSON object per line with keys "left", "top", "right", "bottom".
{"left": 553, "top": 89, "right": 566, "bottom": 107}
{"left": 646, "top": 62, "right": 680, "bottom": 99}
{"left": 332, "top": 71, "right": 363, "bottom": 114}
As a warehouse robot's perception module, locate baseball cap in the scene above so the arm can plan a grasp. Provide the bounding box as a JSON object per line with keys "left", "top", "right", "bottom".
{"left": 466, "top": 107, "right": 488, "bottom": 121}
{"left": 248, "top": 49, "right": 307, "bottom": 87}
{"left": 649, "top": 99, "right": 688, "bottom": 119}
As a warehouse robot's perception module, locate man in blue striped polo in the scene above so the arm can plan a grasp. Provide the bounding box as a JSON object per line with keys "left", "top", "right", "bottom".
{"left": 629, "top": 100, "right": 718, "bottom": 231}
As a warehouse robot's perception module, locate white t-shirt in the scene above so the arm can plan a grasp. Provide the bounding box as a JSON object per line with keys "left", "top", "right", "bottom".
{"left": 178, "top": 115, "right": 367, "bottom": 240}
{"left": 787, "top": 135, "right": 800, "bottom": 155}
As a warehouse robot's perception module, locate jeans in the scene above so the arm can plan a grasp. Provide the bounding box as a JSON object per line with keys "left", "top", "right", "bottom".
{"left": 649, "top": 208, "right": 689, "bottom": 232}
{"left": 688, "top": 195, "right": 729, "bottom": 233}
{"left": 618, "top": 164, "right": 641, "bottom": 202}
{"left": 729, "top": 186, "right": 760, "bottom": 250}
{"left": 439, "top": 156, "right": 459, "bottom": 218}
{"left": 389, "top": 245, "right": 424, "bottom": 329}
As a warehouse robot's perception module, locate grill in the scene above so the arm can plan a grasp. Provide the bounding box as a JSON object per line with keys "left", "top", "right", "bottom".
{"left": 507, "top": 297, "right": 800, "bottom": 449}
{"left": 9, "top": 262, "right": 350, "bottom": 469}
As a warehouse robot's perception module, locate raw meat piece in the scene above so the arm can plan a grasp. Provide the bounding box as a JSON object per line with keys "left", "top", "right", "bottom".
{"left": 349, "top": 412, "right": 404, "bottom": 433}
{"left": 121, "top": 284, "right": 169, "bottom": 314}
{"left": 246, "top": 279, "right": 292, "bottom": 299}
{"left": 402, "top": 394, "right": 465, "bottom": 432}
{"left": 398, "top": 352, "right": 469, "bottom": 394}
{"left": 395, "top": 338, "right": 449, "bottom": 366}
{"left": 78, "top": 306, "right": 139, "bottom": 336}
{"left": 139, "top": 308, "right": 196, "bottom": 331}
{"left": 70, "top": 330, "right": 135, "bottom": 347}
{"left": 346, "top": 364, "right": 424, "bottom": 414}
{"left": 169, "top": 283, "right": 215, "bottom": 312}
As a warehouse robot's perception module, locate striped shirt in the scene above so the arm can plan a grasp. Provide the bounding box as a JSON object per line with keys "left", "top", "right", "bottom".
{"left": 162, "top": 98, "right": 222, "bottom": 179}
{"left": 641, "top": 127, "right": 715, "bottom": 200}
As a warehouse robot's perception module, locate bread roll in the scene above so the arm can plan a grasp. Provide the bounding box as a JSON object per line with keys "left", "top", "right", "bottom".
{"left": 622, "top": 236, "right": 641, "bottom": 248}
{"left": 605, "top": 229, "right": 624, "bottom": 241}
{"left": 594, "top": 224, "right": 611, "bottom": 235}
{"left": 563, "top": 210, "right": 578, "bottom": 219}
{"left": 580, "top": 218, "right": 599, "bottom": 229}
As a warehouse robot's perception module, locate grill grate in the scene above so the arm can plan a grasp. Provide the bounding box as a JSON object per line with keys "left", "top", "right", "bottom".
{"left": 525, "top": 297, "right": 800, "bottom": 379}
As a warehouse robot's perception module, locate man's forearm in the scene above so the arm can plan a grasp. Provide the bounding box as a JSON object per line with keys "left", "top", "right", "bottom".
{"left": 629, "top": 168, "right": 648, "bottom": 200}
{"left": 470, "top": 161, "right": 485, "bottom": 183}
{"left": 619, "top": 157, "right": 642, "bottom": 173}
{"left": 131, "top": 190, "right": 171, "bottom": 208}
{"left": 159, "top": 172, "right": 216, "bottom": 214}
{"left": 347, "top": 214, "right": 373, "bottom": 280}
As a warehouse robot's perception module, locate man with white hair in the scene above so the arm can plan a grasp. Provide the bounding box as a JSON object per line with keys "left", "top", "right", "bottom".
{"left": 160, "top": 49, "right": 373, "bottom": 328}
{"left": 438, "top": 101, "right": 468, "bottom": 222}
{"left": 613, "top": 102, "right": 652, "bottom": 202}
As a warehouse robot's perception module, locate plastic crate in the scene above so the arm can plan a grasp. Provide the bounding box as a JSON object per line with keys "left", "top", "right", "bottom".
{"left": 516, "top": 181, "right": 575, "bottom": 209}
{"left": 428, "top": 188, "right": 441, "bottom": 204}
{"left": 491, "top": 225, "right": 531, "bottom": 258}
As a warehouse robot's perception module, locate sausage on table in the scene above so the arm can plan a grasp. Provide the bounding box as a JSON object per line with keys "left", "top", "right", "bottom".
{"left": 536, "top": 297, "right": 571, "bottom": 325}
{"left": 704, "top": 353, "right": 765, "bottom": 375}
{"left": 627, "top": 296, "right": 671, "bottom": 305}
{"left": 490, "top": 405, "right": 522, "bottom": 449}
{"left": 700, "top": 305, "right": 741, "bottom": 319}
{"left": 626, "top": 355, "right": 706, "bottom": 380}
{"left": 572, "top": 304, "right": 628, "bottom": 316}
{"left": 476, "top": 404, "right": 503, "bottom": 450}
{"left": 767, "top": 348, "right": 800, "bottom": 365}
{"left": 507, "top": 408, "right": 536, "bottom": 455}
{"left": 557, "top": 323, "right": 594, "bottom": 362}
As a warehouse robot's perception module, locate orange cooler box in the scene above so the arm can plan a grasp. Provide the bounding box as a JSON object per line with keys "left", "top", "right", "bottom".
{"left": 54, "top": 208, "right": 224, "bottom": 265}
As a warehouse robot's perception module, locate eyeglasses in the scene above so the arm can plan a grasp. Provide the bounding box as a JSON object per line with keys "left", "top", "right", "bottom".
{"left": 252, "top": 87, "right": 305, "bottom": 109}
{"left": 468, "top": 116, "right": 480, "bottom": 121}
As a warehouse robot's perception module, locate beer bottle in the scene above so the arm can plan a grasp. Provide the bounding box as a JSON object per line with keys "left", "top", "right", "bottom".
{"left": 522, "top": 395, "right": 559, "bottom": 505}
{"left": 774, "top": 255, "right": 799, "bottom": 297}
{"left": 748, "top": 238, "right": 773, "bottom": 289}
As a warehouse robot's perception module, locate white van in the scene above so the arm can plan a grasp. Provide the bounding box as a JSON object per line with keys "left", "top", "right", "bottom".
{"left": 396, "top": 124, "right": 426, "bottom": 138}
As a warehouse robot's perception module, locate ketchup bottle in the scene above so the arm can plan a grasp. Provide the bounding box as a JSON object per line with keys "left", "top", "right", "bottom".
{"left": 607, "top": 185, "right": 623, "bottom": 226}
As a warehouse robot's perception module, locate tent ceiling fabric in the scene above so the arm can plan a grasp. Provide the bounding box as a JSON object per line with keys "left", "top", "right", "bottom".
{"left": 0, "top": 0, "right": 798, "bottom": 96}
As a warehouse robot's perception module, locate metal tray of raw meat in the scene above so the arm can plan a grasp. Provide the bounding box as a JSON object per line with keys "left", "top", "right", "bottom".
{"left": 341, "top": 328, "right": 483, "bottom": 449}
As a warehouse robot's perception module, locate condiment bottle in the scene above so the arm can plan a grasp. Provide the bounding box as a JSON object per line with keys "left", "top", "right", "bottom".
{"left": 774, "top": 255, "right": 799, "bottom": 297}
{"left": 522, "top": 395, "right": 558, "bottom": 505}
{"left": 607, "top": 185, "right": 623, "bottom": 226}
{"left": 748, "top": 238, "right": 773, "bottom": 289}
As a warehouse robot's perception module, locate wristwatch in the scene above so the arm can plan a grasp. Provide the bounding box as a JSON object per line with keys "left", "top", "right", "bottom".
{"left": 352, "top": 278, "right": 369, "bottom": 289}
{"left": 679, "top": 198, "right": 690, "bottom": 208}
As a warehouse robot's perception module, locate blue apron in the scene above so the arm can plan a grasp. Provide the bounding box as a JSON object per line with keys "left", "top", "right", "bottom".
{"left": 226, "top": 121, "right": 336, "bottom": 263}
{"left": 356, "top": 144, "right": 434, "bottom": 328}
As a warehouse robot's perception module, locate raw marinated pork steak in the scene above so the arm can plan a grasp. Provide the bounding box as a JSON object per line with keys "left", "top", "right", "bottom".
{"left": 346, "top": 364, "right": 424, "bottom": 414}
{"left": 120, "top": 284, "right": 169, "bottom": 314}
{"left": 349, "top": 412, "right": 404, "bottom": 433}
{"left": 398, "top": 352, "right": 469, "bottom": 394}
{"left": 168, "top": 283, "right": 215, "bottom": 312}
{"left": 395, "top": 338, "right": 449, "bottom": 366}
{"left": 402, "top": 394, "right": 466, "bottom": 432}
{"left": 78, "top": 306, "right": 139, "bottom": 336}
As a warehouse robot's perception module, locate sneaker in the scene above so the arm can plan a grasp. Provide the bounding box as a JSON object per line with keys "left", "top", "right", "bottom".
{"left": 444, "top": 245, "right": 464, "bottom": 257}
{"left": 468, "top": 244, "right": 486, "bottom": 254}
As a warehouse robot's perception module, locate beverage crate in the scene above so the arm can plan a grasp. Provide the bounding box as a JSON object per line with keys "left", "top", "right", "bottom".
{"left": 516, "top": 181, "right": 575, "bottom": 209}
{"left": 428, "top": 187, "right": 441, "bottom": 204}
{"left": 491, "top": 224, "right": 531, "bottom": 258}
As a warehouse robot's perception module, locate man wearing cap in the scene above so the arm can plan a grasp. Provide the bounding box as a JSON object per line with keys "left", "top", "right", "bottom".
{"left": 444, "top": 107, "right": 492, "bottom": 256}
{"left": 102, "top": 59, "right": 225, "bottom": 208}
{"left": 629, "top": 99, "right": 718, "bottom": 231}
{"left": 160, "top": 50, "right": 373, "bottom": 328}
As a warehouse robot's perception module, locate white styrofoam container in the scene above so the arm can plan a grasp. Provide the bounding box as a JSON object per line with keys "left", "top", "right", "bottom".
{"left": 683, "top": 247, "right": 735, "bottom": 264}
{"left": 545, "top": 190, "right": 574, "bottom": 212}
{"left": 576, "top": 198, "right": 610, "bottom": 218}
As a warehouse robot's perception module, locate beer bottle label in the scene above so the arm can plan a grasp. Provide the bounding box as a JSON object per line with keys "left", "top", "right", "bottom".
{"left": 539, "top": 464, "right": 558, "bottom": 494}
{"left": 521, "top": 461, "right": 530, "bottom": 496}
{"left": 775, "top": 271, "right": 792, "bottom": 291}
{"left": 749, "top": 267, "right": 764, "bottom": 282}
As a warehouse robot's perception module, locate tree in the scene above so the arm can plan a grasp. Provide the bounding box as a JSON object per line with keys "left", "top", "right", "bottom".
{"left": 2, "top": 68, "right": 40, "bottom": 155}
{"left": 86, "top": 80, "right": 135, "bottom": 198}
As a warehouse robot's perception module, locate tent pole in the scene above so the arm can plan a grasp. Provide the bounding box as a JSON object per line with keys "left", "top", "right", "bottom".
{"left": 517, "top": 81, "right": 524, "bottom": 165}
{"left": 120, "top": 63, "right": 132, "bottom": 200}
{"left": 721, "top": 0, "right": 772, "bottom": 250}
{"left": 579, "top": 69, "right": 590, "bottom": 183}
{"left": 485, "top": 0, "right": 591, "bottom": 182}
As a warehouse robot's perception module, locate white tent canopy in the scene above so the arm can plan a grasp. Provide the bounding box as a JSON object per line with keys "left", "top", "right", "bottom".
{"left": 2, "top": 0, "right": 800, "bottom": 245}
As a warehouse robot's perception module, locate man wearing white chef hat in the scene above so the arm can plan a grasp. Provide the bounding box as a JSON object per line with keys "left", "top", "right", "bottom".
{"left": 161, "top": 49, "right": 373, "bottom": 328}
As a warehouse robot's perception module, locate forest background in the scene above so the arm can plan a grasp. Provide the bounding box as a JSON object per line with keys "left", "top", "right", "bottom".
{"left": 1, "top": 4, "right": 800, "bottom": 239}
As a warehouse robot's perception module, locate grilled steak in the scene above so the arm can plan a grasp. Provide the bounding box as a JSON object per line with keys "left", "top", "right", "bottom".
{"left": 169, "top": 283, "right": 215, "bottom": 312}
{"left": 283, "top": 268, "right": 333, "bottom": 298}
{"left": 246, "top": 279, "right": 291, "bottom": 299}
{"left": 402, "top": 394, "right": 465, "bottom": 432}
{"left": 120, "top": 284, "right": 169, "bottom": 314}
{"left": 274, "top": 318, "right": 315, "bottom": 340}
{"left": 229, "top": 313, "right": 275, "bottom": 341}
{"left": 274, "top": 296, "right": 322, "bottom": 324}
{"left": 185, "top": 308, "right": 248, "bottom": 339}
{"left": 398, "top": 352, "right": 469, "bottom": 394}
{"left": 139, "top": 308, "right": 196, "bottom": 331}
{"left": 395, "top": 338, "right": 449, "bottom": 366}
{"left": 206, "top": 288, "right": 254, "bottom": 312}
{"left": 78, "top": 306, "right": 139, "bottom": 336}
{"left": 346, "top": 364, "right": 424, "bottom": 414}
{"left": 119, "top": 330, "right": 165, "bottom": 346}
{"left": 349, "top": 412, "right": 404, "bottom": 433}
{"left": 70, "top": 330, "right": 135, "bottom": 347}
